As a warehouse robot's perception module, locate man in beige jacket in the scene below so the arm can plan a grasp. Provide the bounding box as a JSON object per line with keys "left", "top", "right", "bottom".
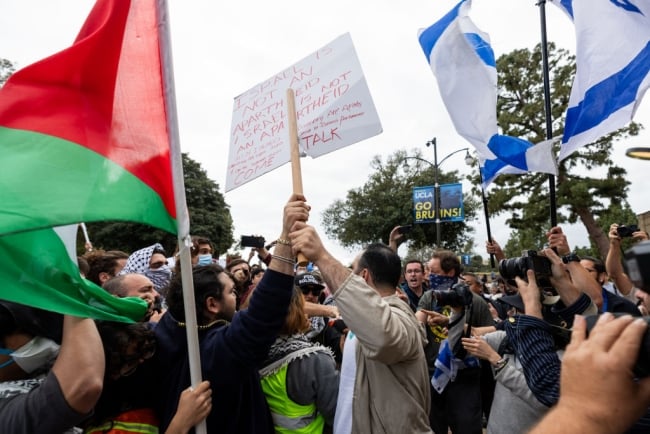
{"left": 290, "top": 223, "right": 432, "bottom": 434}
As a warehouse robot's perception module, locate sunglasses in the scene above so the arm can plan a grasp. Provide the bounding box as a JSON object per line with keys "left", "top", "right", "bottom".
{"left": 300, "top": 286, "right": 323, "bottom": 296}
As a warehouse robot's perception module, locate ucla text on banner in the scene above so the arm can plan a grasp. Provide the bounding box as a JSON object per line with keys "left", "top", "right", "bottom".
{"left": 226, "top": 32, "right": 383, "bottom": 191}
{"left": 413, "top": 184, "right": 464, "bottom": 223}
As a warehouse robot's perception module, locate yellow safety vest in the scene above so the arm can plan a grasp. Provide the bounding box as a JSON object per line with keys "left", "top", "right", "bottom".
{"left": 261, "top": 364, "right": 325, "bottom": 433}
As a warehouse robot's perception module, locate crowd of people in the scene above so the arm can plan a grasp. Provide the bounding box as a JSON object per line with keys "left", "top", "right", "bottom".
{"left": 1, "top": 196, "right": 650, "bottom": 434}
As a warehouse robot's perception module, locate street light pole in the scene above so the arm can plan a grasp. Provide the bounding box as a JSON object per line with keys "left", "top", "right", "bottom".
{"left": 425, "top": 137, "right": 471, "bottom": 248}
{"left": 430, "top": 138, "right": 441, "bottom": 247}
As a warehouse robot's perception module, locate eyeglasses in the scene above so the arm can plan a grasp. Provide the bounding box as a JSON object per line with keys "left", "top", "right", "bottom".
{"left": 232, "top": 268, "right": 249, "bottom": 275}
{"left": 300, "top": 286, "right": 323, "bottom": 296}
{"left": 149, "top": 260, "right": 168, "bottom": 270}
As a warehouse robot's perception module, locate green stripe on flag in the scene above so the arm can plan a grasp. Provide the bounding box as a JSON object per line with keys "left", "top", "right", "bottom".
{"left": 0, "top": 225, "right": 147, "bottom": 322}
{"left": 0, "top": 126, "right": 177, "bottom": 236}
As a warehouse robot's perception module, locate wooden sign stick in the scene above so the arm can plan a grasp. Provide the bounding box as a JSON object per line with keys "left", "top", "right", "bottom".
{"left": 287, "top": 88, "right": 309, "bottom": 267}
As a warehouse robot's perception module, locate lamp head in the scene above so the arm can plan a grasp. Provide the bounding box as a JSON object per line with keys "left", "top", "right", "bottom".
{"left": 464, "top": 150, "right": 474, "bottom": 166}
{"left": 625, "top": 147, "right": 650, "bottom": 160}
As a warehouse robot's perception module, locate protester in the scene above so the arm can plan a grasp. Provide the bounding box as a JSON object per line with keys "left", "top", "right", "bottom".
{"left": 289, "top": 221, "right": 432, "bottom": 434}
{"left": 259, "top": 287, "right": 339, "bottom": 432}
{"left": 119, "top": 243, "right": 172, "bottom": 295}
{"left": 416, "top": 249, "right": 493, "bottom": 434}
{"left": 103, "top": 273, "right": 163, "bottom": 322}
{"left": 149, "top": 194, "right": 309, "bottom": 433}
{"left": 0, "top": 302, "right": 104, "bottom": 433}
{"left": 85, "top": 249, "right": 130, "bottom": 287}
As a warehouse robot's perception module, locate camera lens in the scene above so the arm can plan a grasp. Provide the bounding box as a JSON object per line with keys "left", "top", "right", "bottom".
{"left": 498, "top": 257, "right": 525, "bottom": 280}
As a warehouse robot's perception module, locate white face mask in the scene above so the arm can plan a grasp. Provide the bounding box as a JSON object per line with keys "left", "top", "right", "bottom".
{"left": 11, "top": 336, "right": 60, "bottom": 374}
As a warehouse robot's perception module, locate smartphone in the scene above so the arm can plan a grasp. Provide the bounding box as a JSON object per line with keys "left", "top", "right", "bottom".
{"left": 241, "top": 235, "right": 266, "bottom": 248}
{"left": 397, "top": 225, "right": 413, "bottom": 234}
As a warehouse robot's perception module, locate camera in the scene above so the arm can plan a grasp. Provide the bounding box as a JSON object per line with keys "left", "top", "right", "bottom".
{"left": 617, "top": 224, "right": 640, "bottom": 238}
{"left": 433, "top": 282, "right": 473, "bottom": 308}
{"left": 624, "top": 240, "right": 650, "bottom": 292}
{"left": 498, "top": 250, "right": 553, "bottom": 291}
{"left": 397, "top": 225, "right": 413, "bottom": 234}
{"left": 240, "top": 235, "right": 265, "bottom": 248}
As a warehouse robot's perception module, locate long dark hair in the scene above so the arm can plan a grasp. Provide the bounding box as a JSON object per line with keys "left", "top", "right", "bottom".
{"left": 165, "top": 264, "right": 234, "bottom": 324}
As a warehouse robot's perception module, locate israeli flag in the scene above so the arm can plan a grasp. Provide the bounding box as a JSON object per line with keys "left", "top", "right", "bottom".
{"left": 418, "top": 0, "right": 557, "bottom": 186}
{"left": 552, "top": 0, "right": 650, "bottom": 160}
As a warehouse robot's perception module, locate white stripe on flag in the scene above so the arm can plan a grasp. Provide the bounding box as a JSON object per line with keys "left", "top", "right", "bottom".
{"left": 418, "top": 0, "right": 557, "bottom": 187}
{"left": 554, "top": 0, "right": 650, "bottom": 160}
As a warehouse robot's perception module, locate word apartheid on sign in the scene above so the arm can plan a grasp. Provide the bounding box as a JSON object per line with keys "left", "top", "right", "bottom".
{"left": 412, "top": 184, "right": 464, "bottom": 223}
{"left": 226, "top": 33, "right": 382, "bottom": 191}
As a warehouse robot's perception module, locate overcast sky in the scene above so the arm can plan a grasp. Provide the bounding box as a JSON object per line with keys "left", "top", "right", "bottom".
{"left": 2, "top": 0, "right": 649, "bottom": 265}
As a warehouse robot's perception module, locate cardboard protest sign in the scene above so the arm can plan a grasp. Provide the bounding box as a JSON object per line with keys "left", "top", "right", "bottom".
{"left": 226, "top": 33, "right": 382, "bottom": 191}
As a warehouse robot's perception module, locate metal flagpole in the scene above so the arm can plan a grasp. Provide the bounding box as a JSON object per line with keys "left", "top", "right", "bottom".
{"left": 538, "top": 0, "right": 558, "bottom": 227}
{"left": 157, "top": 1, "right": 207, "bottom": 433}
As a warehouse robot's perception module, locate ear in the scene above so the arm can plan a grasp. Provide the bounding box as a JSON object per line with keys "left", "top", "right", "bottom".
{"left": 360, "top": 268, "right": 372, "bottom": 285}
{"left": 205, "top": 295, "right": 221, "bottom": 315}
{"left": 99, "top": 272, "right": 111, "bottom": 284}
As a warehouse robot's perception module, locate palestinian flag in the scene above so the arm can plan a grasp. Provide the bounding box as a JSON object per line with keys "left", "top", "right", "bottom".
{"left": 0, "top": 0, "right": 178, "bottom": 321}
{"left": 0, "top": 0, "right": 176, "bottom": 236}
{"left": 0, "top": 225, "right": 147, "bottom": 322}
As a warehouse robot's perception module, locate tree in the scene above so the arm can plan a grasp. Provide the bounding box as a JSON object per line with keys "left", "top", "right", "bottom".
{"left": 481, "top": 43, "right": 641, "bottom": 259}
{"left": 0, "top": 58, "right": 15, "bottom": 86}
{"left": 322, "top": 149, "right": 480, "bottom": 253}
{"left": 86, "top": 153, "right": 233, "bottom": 255}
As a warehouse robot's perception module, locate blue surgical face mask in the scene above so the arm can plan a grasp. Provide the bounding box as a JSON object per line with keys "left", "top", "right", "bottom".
{"left": 197, "top": 254, "right": 213, "bottom": 266}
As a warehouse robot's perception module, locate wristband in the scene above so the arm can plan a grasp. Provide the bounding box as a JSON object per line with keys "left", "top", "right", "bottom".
{"left": 276, "top": 238, "right": 291, "bottom": 246}
{"left": 272, "top": 254, "right": 295, "bottom": 265}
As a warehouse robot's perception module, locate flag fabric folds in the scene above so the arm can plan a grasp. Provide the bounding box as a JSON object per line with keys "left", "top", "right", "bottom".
{"left": 418, "top": 0, "right": 557, "bottom": 186}
{"left": 0, "top": 0, "right": 177, "bottom": 236}
{"left": 0, "top": 225, "right": 147, "bottom": 322}
{"left": 552, "top": 0, "right": 650, "bottom": 160}
{"left": 0, "top": 0, "right": 175, "bottom": 321}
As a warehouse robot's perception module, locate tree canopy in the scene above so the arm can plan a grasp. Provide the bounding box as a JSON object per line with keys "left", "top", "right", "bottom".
{"left": 322, "top": 149, "right": 480, "bottom": 254}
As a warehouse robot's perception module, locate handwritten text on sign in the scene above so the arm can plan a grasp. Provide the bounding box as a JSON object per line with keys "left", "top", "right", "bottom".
{"left": 226, "top": 33, "right": 382, "bottom": 191}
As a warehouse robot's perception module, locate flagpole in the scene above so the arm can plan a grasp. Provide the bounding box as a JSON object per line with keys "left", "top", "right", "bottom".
{"left": 156, "top": 2, "right": 207, "bottom": 434}
{"left": 538, "top": 0, "right": 558, "bottom": 227}
{"left": 477, "top": 170, "right": 495, "bottom": 269}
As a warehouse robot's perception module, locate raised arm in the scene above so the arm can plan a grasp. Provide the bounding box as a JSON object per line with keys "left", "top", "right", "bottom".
{"left": 605, "top": 223, "right": 640, "bottom": 296}
{"left": 52, "top": 315, "right": 105, "bottom": 414}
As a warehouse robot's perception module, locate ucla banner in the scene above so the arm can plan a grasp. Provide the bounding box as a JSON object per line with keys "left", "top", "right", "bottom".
{"left": 413, "top": 183, "right": 464, "bottom": 223}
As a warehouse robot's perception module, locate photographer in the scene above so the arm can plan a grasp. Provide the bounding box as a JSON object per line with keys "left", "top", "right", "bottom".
{"left": 416, "top": 250, "right": 493, "bottom": 434}
{"left": 606, "top": 223, "right": 649, "bottom": 304}
{"left": 529, "top": 314, "right": 650, "bottom": 434}
{"left": 460, "top": 247, "right": 595, "bottom": 433}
